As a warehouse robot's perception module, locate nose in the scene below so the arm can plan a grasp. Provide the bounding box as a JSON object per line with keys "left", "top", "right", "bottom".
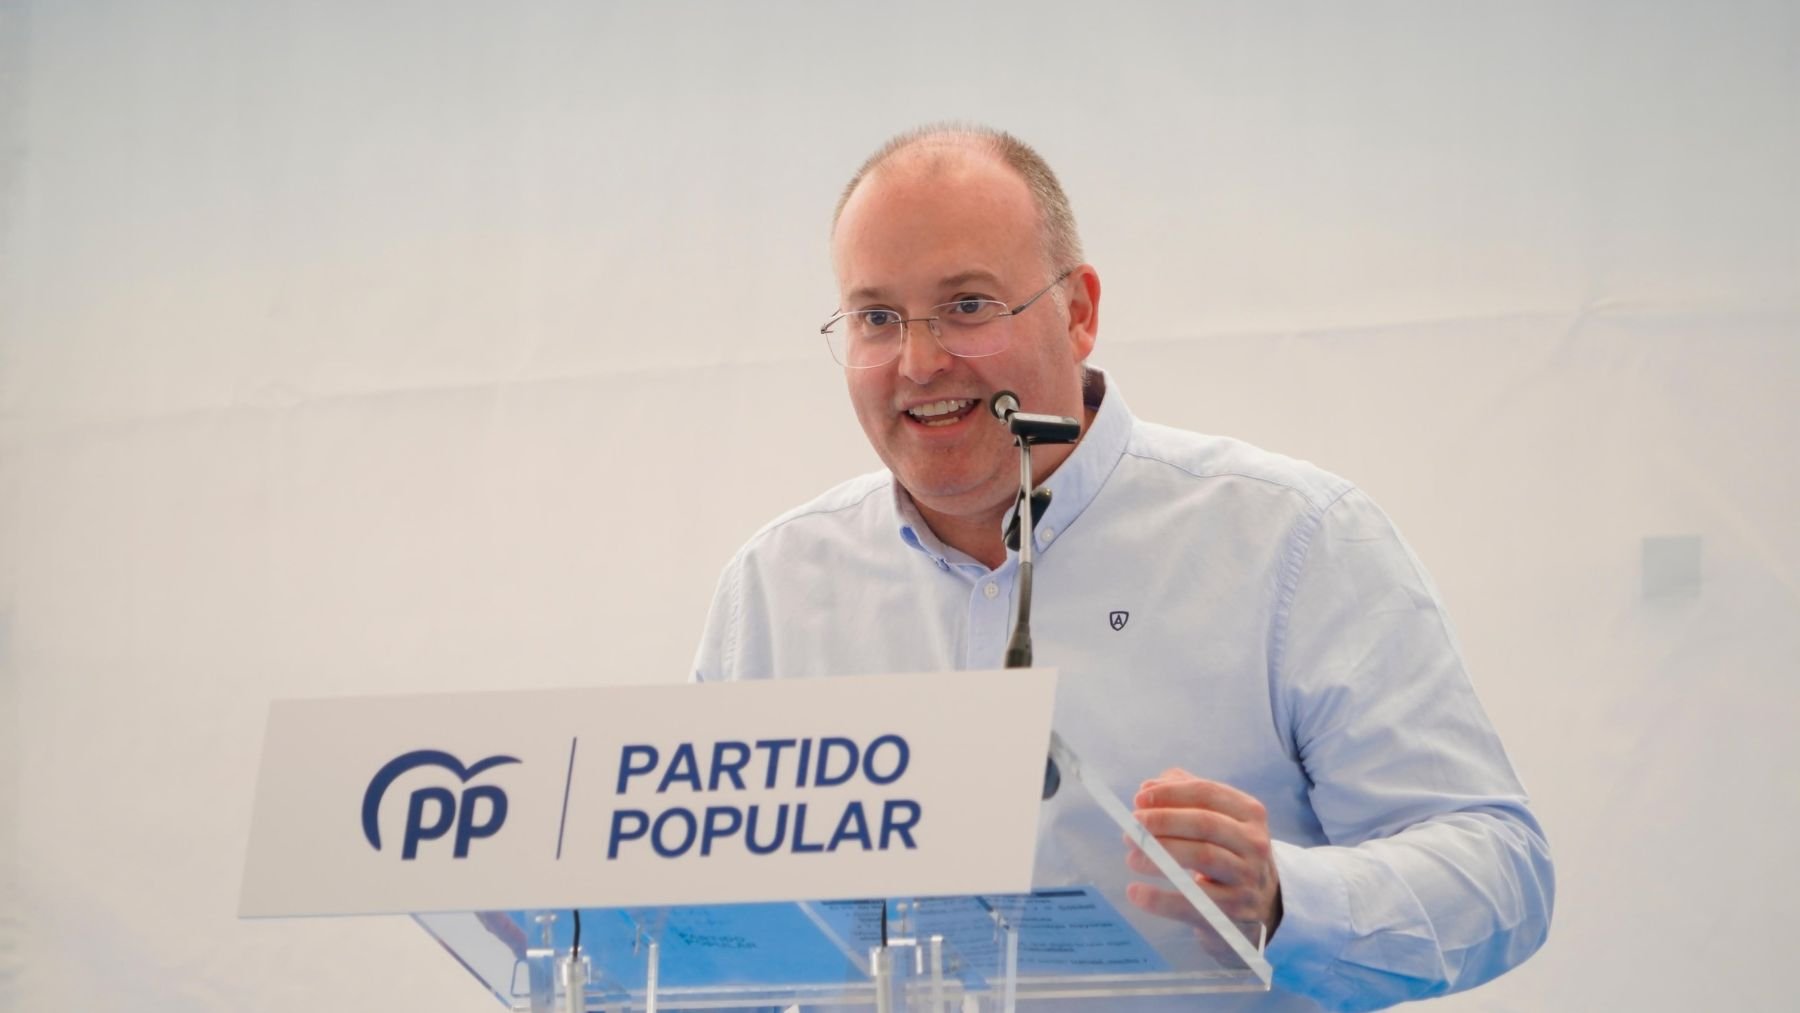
{"left": 896, "top": 318, "right": 951, "bottom": 385}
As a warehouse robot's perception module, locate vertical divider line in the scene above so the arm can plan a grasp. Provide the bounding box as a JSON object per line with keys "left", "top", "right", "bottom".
{"left": 555, "top": 737, "right": 579, "bottom": 860}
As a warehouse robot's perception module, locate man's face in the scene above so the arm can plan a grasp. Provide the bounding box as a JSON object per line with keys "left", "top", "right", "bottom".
{"left": 830, "top": 153, "right": 1096, "bottom": 526}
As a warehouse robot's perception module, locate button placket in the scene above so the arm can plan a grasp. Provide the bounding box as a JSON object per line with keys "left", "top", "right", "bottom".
{"left": 966, "top": 567, "right": 1014, "bottom": 668}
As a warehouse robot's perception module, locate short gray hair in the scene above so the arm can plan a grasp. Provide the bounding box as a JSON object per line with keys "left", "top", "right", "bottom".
{"left": 832, "top": 123, "right": 1084, "bottom": 274}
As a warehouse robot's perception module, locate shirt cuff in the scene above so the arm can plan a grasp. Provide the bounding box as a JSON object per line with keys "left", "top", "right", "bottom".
{"left": 1266, "top": 839, "right": 1352, "bottom": 992}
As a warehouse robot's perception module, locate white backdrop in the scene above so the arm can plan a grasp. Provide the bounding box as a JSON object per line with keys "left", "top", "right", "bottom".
{"left": 3, "top": 1, "right": 1797, "bottom": 1010}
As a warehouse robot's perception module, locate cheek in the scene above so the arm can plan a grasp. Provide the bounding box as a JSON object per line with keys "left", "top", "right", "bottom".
{"left": 845, "top": 374, "right": 890, "bottom": 428}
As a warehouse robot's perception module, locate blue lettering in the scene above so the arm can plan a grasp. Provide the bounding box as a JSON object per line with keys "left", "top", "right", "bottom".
{"left": 794, "top": 739, "right": 813, "bottom": 787}
{"left": 745, "top": 803, "right": 788, "bottom": 855}
{"left": 754, "top": 739, "right": 796, "bottom": 788}
{"left": 453, "top": 785, "right": 508, "bottom": 858}
{"left": 607, "top": 809, "right": 649, "bottom": 859}
{"left": 708, "top": 741, "right": 750, "bottom": 790}
{"left": 701, "top": 805, "right": 744, "bottom": 855}
{"left": 790, "top": 802, "right": 824, "bottom": 853}
{"left": 814, "top": 737, "right": 859, "bottom": 788}
{"left": 617, "top": 745, "right": 659, "bottom": 793}
{"left": 880, "top": 800, "right": 921, "bottom": 850}
{"left": 659, "top": 743, "right": 702, "bottom": 793}
{"left": 402, "top": 786, "right": 457, "bottom": 859}
{"left": 651, "top": 807, "right": 698, "bottom": 857}
{"left": 862, "top": 735, "right": 910, "bottom": 785}
{"left": 827, "top": 801, "right": 872, "bottom": 851}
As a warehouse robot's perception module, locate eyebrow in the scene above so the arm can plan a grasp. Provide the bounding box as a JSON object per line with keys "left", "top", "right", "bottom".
{"left": 844, "top": 270, "right": 1004, "bottom": 306}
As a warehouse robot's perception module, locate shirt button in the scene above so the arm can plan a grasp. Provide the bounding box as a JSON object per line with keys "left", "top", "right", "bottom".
{"left": 984, "top": 582, "right": 999, "bottom": 599}
{"left": 1038, "top": 525, "right": 1056, "bottom": 544}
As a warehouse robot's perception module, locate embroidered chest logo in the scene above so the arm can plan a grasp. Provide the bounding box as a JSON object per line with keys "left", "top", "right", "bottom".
{"left": 1109, "top": 611, "right": 1129, "bottom": 631}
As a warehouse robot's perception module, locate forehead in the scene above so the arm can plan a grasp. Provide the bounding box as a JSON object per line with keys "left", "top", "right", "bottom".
{"left": 831, "top": 150, "right": 1043, "bottom": 298}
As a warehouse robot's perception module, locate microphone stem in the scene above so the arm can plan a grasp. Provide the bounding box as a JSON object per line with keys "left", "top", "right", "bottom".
{"left": 1004, "top": 436, "right": 1060, "bottom": 798}
{"left": 1005, "top": 437, "right": 1034, "bottom": 668}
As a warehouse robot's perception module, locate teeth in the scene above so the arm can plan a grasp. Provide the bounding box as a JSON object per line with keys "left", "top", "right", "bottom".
{"left": 906, "top": 399, "right": 975, "bottom": 420}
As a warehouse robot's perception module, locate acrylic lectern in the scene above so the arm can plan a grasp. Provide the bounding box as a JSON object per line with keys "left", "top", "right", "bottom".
{"left": 413, "top": 732, "right": 1272, "bottom": 1012}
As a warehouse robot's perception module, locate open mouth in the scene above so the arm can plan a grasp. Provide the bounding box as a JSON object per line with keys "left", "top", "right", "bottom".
{"left": 904, "top": 398, "right": 981, "bottom": 428}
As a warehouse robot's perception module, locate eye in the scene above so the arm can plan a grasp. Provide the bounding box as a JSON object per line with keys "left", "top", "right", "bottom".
{"left": 941, "top": 298, "right": 999, "bottom": 324}
{"left": 860, "top": 309, "right": 900, "bottom": 328}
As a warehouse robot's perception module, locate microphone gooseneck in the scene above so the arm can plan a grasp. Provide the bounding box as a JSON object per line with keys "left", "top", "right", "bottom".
{"left": 990, "top": 392, "right": 1081, "bottom": 800}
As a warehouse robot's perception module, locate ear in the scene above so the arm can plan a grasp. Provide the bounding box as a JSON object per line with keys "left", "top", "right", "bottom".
{"left": 1065, "top": 265, "right": 1101, "bottom": 362}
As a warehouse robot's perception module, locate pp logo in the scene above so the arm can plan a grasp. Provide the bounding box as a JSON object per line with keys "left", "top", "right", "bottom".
{"left": 361, "top": 749, "right": 520, "bottom": 860}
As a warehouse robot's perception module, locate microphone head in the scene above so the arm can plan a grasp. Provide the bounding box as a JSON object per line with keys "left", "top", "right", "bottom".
{"left": 989, "top": 390, "right": 1020, "bottom": 420}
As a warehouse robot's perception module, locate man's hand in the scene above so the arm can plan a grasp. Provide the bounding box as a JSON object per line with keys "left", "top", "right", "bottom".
{"left": 1124, "top": 768, "right": 1283, "bottom": 935}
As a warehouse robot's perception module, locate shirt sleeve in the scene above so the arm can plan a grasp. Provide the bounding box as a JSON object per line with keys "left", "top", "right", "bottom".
{"left": 1262, "top": 488, "right": 1555, "bottom": 1011}
{"left": 691, "top": 553, "right": 740, "bottom": 684}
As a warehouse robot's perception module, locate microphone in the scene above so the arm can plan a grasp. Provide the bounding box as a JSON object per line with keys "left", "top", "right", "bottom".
{"left": 988, "top": 390, "right": 1074, "bottom": 800}
{"left": 990, "top": 390, "right": 1021, "bottom": 422}
{"left": 988, "top": 390, "right": 1081, "bottom": 445}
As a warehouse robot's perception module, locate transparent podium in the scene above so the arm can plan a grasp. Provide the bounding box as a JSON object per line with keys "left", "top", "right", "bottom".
{"left": 414, "top": 734, "right": 1273, "bottom": 1011}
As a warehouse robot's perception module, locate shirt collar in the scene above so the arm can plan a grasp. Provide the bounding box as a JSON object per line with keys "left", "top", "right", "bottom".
{"left": 893, "top": 367, "right": 1132, "bottom": 571}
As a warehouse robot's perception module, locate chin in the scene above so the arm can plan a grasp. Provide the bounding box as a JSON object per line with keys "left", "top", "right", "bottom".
{"left": 898, "top": 469, "right": 1010, "bottom": 513}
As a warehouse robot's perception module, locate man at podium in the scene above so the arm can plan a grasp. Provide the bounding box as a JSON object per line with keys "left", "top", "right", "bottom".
{"left": 694, "top": 124, "right": 1553, "bottom": 1011}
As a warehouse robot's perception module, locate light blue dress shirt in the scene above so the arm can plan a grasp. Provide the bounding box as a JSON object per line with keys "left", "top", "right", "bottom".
{"left": 694, "top": 370, "right": 1553, "bottom": 1012}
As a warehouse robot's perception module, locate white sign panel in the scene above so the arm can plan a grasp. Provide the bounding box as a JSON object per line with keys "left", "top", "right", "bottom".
{"left": 239, "top": 669, "right": 1056, "bottom": 917}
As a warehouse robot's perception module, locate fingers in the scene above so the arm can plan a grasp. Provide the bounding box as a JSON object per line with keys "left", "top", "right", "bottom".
{"left": 1125, "top": 839, "right": 1249, "bottom": 887}
{"left": 1126, "top": 874, "right": 1271, "bottom": 927}
{"left": 1133, "top": 806, "right": 1240, "bottom": 847}
{"left": 1134, "top": 773, "right": 1267, "bottom": 824}
{"left": 1126, "top": 879, "right": 1207, "bottom": 928}
{"left": 1124, "top": 771, "right": 1283, "bottom": 933}
{"left": 1130, "top": 800, "right": 1272, "bottom": 872}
